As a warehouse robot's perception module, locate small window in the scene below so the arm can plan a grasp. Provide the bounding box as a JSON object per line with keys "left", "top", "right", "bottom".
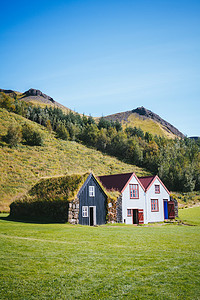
{"left": 151, "top": 199, "right": 159, "bottom": 212}
{"left": 82, "top": 206, "right": 88, "bottom": 217}
{"left": 127, "top": 209, "right": 132, "bottom": 216}
{"left": 130, "top": 184, "right": 139, "bottom": 198}
{"left": 155, "top": 185, "right": 160, "bottom": 193}
{"left": 89, "top": 186, "right": 95, "bottom": 197}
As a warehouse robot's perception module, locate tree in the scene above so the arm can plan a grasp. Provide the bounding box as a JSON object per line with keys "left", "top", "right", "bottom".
{"left": 81, "top": 124, "right": 99, "bottom": 146}
{"left": 98, "top": 117, "right": 111, "bottom": 130}
{"left": 46, "top": 120, "right": 52, "bottom": 133}
{"left": 22, "top": 123, "right": 44, "bottom": 146}
{"left": 96, "top": 128, "right": 109, "bottom": 151}
{"left": 0, "top": 93, "right": 15, "bottom": 112}
{"left": 55, "top": 124, "right": 70, "bottom": 140}
{"left": 114, "top": 120, "right": 122, "bottom": 131}
{"left": 126, "top": 138, "right": 143, "bottom": 165}
{"left": 5, "top": 124, "right": 22, "bottom": 147}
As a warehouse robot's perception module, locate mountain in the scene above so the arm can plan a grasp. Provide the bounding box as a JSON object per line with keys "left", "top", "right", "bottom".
{"left": 1, "top": 88, "right": 185, "bottom": 138}
{"left": 102, "top": 106, "right": 185, "bottom": 139}
{"left": 0, "top": 88, "right": 71, "bottom": 112}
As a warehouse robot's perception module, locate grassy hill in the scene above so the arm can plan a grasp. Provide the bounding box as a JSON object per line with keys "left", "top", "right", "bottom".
{"left": 124, "top": 113, "right": 175, "bottom": 138}
{"left": 101, "top": 107, "right": 184, "bottom": 139}
{"left": 0, "top": 108, "right": 149, "bottom": 212}
{"left": 2, "top": 89, "right": 184, "bottom": 139}
{"left": 0, "top": 88, "right": 71, "bottom": 113}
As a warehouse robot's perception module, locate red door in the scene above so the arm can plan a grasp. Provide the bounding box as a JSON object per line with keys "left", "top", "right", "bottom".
{"left": 138, "top": 209, "right": 144, "bottom": 224}
{"left": 168, "top": 201, "right": 175, "bottom": 219}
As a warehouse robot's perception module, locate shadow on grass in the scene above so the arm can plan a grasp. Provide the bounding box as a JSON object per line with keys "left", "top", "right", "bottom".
{"left": 0, "top": 214, "right": 67, "bottom": 224}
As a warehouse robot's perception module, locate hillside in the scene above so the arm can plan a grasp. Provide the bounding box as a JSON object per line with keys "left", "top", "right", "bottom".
{"left": 102, "top": 106, "right": 185, "bottom": 139}
{"left": 0, "top": 108, "right": 149, "bottom": 212}
{"left": 0, "top": 88, "right": 71, "bottom": 113}
{"left": 1, "top": 88, "right": 185, "bottom": 139}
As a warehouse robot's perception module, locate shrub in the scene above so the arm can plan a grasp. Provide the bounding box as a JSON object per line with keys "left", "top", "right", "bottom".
{"left": 10, "top": 199, "right": 69, "bottom": 222}
{"left": 56, "top": 124, "right": 70, "bottom": 140}
{"left": 22, "top": 123, "right": 44, "bottom": 146}
{"left": 5, "top": 124, "right": 22, "bottom": 147}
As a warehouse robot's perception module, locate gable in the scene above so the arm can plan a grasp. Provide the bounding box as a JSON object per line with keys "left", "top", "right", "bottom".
{"left": 138, "top": 176, "right": 155, "bottom": 190}
{"left": 145, "top": 176, "right": 170, "bottom": 194}
{"left": 121, "top": 173, "right": 145, "bottom": 193}
{"left": 78, "top": 173, "right": 107, "bottom": 199}
{"left": 138, "top": 175, "right": 170, "bottom": 194}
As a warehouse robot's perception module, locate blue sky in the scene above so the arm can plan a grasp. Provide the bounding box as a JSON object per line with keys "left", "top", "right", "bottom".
{"left": 0, "top": 0, "right": 199, "bottom": 136}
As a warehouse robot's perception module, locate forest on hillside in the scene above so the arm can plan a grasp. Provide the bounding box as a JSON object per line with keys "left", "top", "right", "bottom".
{"left": 1, "top": 92, "right": 200, "bottom": 192}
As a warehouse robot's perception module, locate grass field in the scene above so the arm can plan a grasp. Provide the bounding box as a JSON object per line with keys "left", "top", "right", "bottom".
{"left": 0, "top": 208, "right": 200, "bottom": 300}
{"left": 178, "top": 206, "right": 200, "bottom": 226}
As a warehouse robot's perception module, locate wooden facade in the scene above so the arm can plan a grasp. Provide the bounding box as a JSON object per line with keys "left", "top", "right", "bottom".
{"left": 77, "top": 174, "right": 107, "bottom": 226}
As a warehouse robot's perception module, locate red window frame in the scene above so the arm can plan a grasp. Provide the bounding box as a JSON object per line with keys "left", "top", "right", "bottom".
{"left": 151, "top": 199, "right": 159, "bottom": 212}
{"left": 127, "top": 209, "right": 132, "bottom": 217}
{"left": 155, "top": 185, "right": 160, "bottom": 194}
{"left": 129, "top": 184, "right": 139, "bottom": 199}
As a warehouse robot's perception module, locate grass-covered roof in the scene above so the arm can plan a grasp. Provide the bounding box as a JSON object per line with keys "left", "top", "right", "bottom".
{"left": 26, "top": 173, "right": 90, "bottom": 203}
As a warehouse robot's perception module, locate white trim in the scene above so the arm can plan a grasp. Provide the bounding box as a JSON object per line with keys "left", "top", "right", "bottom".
{"left": 82, "top": 206, "right": 88, "bottom": 217}
{"left": 89, "top": 186, "right": 95, "bottom": 197}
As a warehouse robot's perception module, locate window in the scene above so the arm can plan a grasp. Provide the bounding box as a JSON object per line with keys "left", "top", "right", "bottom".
{"left": 89, "top": 186, "right": 95, "bottom": 197}
{"left": 130, "top": 184, "right": 139, "bottom": 198}
{"left": 82, "top": 206, "right": 88, "bottom": 217}
{"left": 155, "top": 185, "right": 160, "bottom": 194}
{"left": 127, "top": 209, "right": 132, "bottom": 216}
{"left": 151, "top": 199, "right": 159, "bottom": 212}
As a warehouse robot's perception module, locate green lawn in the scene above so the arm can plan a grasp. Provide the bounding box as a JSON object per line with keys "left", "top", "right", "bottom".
{"left": 0, "top": 214, "right": 199, "bottom": 300}
{"left": 178, "top": 206, "right": 200, "bottom": 226}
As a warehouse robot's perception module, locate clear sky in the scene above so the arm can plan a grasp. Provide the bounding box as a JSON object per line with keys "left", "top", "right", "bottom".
{"left": 0, "top": 0, "right": 199, "bottom": 136}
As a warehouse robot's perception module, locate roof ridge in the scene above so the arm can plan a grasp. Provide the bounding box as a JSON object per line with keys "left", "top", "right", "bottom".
{"left": 138, "top": 175, "right": 155, "bottom": 178}
{"left": 98, "top": 172, "right": 133, "bottom": 177}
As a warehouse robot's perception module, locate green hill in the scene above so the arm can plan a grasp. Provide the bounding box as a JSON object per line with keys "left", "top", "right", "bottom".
{"left": 101, "top": 107, "right": 185, "bottom": 139}
{"left": 0, "top": 108, "right": 149, "bottom": 212}
{"left": 0, "top": 88, "right": 71, "bottom": 113}
{"left": 1, "top": 89, "right": 184, "bottom": 139}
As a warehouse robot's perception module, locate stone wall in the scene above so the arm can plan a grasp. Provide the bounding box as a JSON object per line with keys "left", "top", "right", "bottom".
{"left": 170, "top": 196, "right": 178, "bottom": 217}
{"left": 68, "top": 197, "right": 79, "bottom": 224}
{"left": 107, "top": 199, "right": 117, "bottom": 223}
{"left": 116, "top": 195, "right": 122, "bottom": 223}
{"left": 107, "top": 194, "right": 122, "bottom": 223}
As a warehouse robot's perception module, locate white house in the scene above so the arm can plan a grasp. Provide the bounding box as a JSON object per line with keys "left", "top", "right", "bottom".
{"left": 98, "top": 173, "right": 172, "bottom": 224}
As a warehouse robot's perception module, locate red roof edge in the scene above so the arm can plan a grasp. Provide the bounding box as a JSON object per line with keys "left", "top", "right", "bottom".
{"left": 121, "top": 173, "right": 145, "bottom": 193}
{"left": 145, "top": 175, "right": 170, "bottom": 194}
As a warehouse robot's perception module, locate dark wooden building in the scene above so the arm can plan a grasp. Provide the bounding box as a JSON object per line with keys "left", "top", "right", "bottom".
{"left": 78, "top": 173, "right": 107, "bottom": 226}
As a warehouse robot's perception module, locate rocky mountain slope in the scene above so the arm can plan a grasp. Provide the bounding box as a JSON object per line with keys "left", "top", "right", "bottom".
{"left": 103, "top": 106, "right": 185, "bottom": 138}
{"left": 1, "top": 88, "right": 185, "bottom": 138}
{"left": 0, "top": 88, "right": 71, "bottom": 112}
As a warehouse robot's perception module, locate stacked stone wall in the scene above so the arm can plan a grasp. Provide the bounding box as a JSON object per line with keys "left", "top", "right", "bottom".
{"left": 170, "top": 196, "right": 178, "bottom": 217}
{"left": 68, "top": 197, "right": 79, "bottom": 224}
{"left": 107, "top": 194, "right": 122, "bottom": 223}
{"left": 116, "top": 195, "right": 122, "bottom": 223}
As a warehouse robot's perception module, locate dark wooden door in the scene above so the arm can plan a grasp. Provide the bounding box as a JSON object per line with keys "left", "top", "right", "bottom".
{"left": 132, "top": 209, "right": 138, "bottom": 224}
